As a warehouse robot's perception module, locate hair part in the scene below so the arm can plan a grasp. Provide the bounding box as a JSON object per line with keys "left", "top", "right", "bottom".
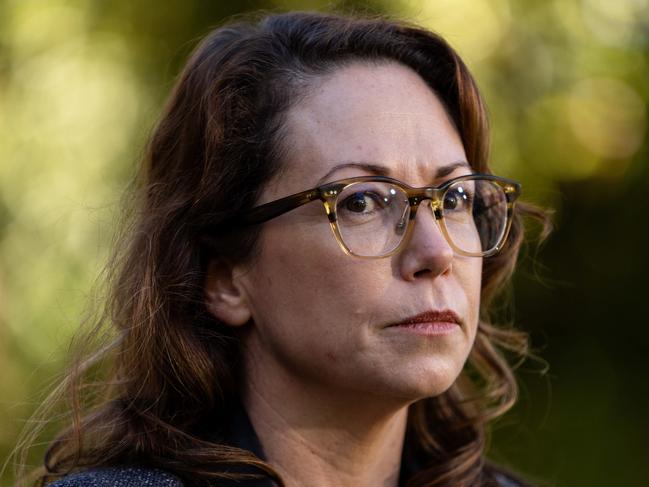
{"left": 10, "top": 11, "right": 550, "bottom": 487}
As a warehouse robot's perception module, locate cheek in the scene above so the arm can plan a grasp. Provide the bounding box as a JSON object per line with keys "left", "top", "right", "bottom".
{"left": 245, "top": 223, "right": 381, "bottom": 331}
{"left": 242, "top": 223, "right": 395, "bottom": 371}
{"left": 256, "top": 221, "right": 389, "bottom": 303}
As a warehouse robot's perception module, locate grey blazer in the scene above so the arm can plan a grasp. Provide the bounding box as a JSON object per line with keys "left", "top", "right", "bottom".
{"left": 46, "top": 465, "right": 529, "bottom": 486}
{"left": 45, "top": 467, "right": 183, "bottom": 487}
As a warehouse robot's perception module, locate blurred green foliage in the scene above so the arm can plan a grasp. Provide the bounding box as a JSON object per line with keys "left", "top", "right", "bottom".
{"left": 1, "top": 0, "right": 648, "bottom": 485}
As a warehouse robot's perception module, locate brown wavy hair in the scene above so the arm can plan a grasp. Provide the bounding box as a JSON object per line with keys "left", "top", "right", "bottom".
{"left": 11, "top": 11, "right": 550, "bottom": 487}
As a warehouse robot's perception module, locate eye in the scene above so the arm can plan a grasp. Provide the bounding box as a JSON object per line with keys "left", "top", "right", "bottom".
{"left": 341, "top": 192, "right": 384, "bottom": 213}
{"left": 443, "top": 186, "right": 473, "bottom": 212}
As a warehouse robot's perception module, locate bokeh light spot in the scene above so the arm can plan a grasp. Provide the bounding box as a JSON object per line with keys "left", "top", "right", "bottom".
{"left": 398, "top": 0, "right": 510, "bottom": 61}
{"left": 568, "top": 77, "right": 646, "bottom": 161}
{"left": 581, "top": 0, "right": 649, "bottom": 46}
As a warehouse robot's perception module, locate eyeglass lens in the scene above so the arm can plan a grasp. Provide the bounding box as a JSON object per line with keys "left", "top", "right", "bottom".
{"left": 334, "top": 179, "right": 509, "bottom": 257}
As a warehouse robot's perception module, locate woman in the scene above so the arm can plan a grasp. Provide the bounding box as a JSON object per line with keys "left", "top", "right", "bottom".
{"left": 15, "top": 11, "right": 548, "bottom": 487}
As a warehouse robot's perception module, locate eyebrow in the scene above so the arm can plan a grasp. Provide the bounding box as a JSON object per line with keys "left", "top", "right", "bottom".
{"left": 315, "top": 160, "right": 472, "bottom": 186}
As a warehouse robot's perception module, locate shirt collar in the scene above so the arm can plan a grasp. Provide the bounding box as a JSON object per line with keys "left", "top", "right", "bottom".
{"left": 219, "top": 404, "right": 423, "bottom": 486}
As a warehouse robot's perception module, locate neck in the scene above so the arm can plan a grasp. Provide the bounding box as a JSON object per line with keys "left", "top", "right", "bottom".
{"left": 242, "top": 351, "right": 410, "bottom": 487}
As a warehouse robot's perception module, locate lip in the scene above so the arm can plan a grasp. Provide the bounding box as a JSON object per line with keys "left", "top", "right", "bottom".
{"left": 387, "top": 310, "right": 462, "bottom": 336}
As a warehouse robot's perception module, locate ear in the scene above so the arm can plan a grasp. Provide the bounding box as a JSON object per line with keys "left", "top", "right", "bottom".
{"left": 204, "top": 257, "right": 252, "bottom": 327}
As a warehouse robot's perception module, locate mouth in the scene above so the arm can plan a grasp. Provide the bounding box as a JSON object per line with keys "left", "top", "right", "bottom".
{"left": 387, "top": 309, "right": 462, "bottom": 336}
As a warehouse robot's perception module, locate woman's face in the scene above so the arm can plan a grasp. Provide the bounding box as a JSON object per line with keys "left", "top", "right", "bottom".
{"left": 234, "top": 61, "right": 482, "bottom": 403}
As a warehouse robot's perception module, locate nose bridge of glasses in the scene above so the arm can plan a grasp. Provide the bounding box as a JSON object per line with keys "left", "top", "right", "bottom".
{"left": 401, "top": 187, "right": 454, "bottom": 255}
{"left": 407, "top": 187, "right": 443, "bottom": 220}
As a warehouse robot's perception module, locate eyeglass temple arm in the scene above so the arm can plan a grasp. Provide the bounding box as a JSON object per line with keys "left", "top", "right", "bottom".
{"left": 239, "top": 189, "right": 321, "bottom": 225}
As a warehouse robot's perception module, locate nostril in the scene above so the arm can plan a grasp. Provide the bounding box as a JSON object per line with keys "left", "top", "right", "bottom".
{"left": 413, "top": 269, "right": 431, "bottom": 278}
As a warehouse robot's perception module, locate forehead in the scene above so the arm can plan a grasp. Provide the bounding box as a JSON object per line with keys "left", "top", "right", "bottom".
{"left": 272, "top": 61, "right": 468, "bottom": 197}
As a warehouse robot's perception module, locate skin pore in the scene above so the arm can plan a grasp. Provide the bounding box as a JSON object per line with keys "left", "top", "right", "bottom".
{"left": 205, "top": 61, "right": 482, "bottom": 487}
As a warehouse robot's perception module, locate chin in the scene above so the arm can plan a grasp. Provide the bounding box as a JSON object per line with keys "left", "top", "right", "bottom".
{"left": 369, "top": 361, "right": 465, "bottom": 404}
{"left": 404, "top": 376, "right": 459, "bottom": 402}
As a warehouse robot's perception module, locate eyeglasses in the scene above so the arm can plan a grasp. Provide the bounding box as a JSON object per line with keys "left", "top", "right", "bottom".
{"left": 226, "top": 173, "right": 521, "bottom": 259}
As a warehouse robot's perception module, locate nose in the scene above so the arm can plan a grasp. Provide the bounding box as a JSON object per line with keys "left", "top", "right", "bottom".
{"left": 397, "top": 201, "right": 454, "bottom": 280}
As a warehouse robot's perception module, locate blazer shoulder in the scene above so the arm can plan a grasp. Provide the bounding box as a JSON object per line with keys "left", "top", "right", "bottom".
{"left": 45, "top": 465, "right": 184, "bottom": 487}
{"left": 492, "top": 469, "right": 534, "bottom": 487}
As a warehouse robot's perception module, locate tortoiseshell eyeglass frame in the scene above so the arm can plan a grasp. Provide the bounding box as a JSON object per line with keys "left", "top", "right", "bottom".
{"left": 221, "top": 173, "right": 521, "bottom": 259}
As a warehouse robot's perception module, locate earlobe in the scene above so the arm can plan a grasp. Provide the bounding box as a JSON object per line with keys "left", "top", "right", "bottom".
{"left": 204, "top": 258, "right": 252, "bottom": 327}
